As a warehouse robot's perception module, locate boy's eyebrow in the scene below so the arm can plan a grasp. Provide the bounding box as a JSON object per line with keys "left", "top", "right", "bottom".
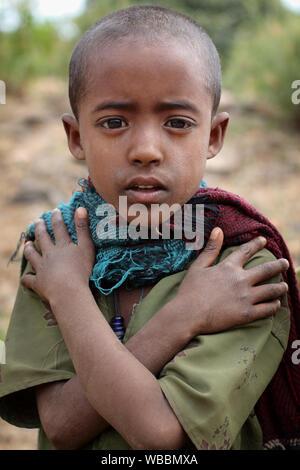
{"left": 91, "top": 100, "right": 200, "bottom": 114}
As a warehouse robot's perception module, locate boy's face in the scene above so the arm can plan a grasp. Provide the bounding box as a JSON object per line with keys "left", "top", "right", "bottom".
{"left": 63, "top": 39, "right": 228, "bottom": 225}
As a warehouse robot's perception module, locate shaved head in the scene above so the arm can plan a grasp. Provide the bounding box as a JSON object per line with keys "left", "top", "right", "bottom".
{"left": 69, "top": 5, "right": 222, "bottom": 120}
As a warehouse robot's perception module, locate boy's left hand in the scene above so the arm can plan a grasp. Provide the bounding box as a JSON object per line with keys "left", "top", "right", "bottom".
{"left": 20, "top": 207, "right": 95, "bottom": 304}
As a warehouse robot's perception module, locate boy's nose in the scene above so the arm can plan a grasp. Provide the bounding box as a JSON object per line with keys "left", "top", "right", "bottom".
{"left": 127, "top": 131, "right": 164, "bottom": 166}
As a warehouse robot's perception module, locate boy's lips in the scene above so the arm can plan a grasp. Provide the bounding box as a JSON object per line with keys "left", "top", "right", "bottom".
{"left": 125, "top": 188, "right": 167, "bottom": 204}
{"left": 124, "top": 176, "right": 168, "bottom": 204}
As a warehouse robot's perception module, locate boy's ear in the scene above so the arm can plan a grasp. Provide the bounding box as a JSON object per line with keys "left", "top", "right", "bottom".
{"left": 207, "top": 112, "right": 229, "bottom": 160}
{"left": 61, "top": 113, "right": 85, "bottom": 161}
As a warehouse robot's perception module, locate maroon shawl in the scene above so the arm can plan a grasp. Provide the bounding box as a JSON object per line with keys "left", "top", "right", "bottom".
{"left": 193, "top": 187, "right": 300, "bottom": 449}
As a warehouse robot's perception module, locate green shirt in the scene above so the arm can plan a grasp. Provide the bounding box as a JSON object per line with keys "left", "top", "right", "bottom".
{"left": 0, "top": 246, "right": 290, "bottom": 450}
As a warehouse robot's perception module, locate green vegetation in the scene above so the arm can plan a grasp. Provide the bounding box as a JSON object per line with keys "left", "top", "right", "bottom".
{"left": 224, "top": 14, "right": 300, "bottom": 126}
{"left": 1, "top": 0, "right": 299, "bottom": 125}
{"left": 0, "top": 2, "right": 68, "bottom": 91}
{"left": 132, "top": 0, "right": 287, "bottom": 65}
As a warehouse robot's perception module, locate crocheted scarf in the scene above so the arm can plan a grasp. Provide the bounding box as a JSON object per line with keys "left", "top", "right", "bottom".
{"left": 19, "top": 178, "right": 215, "bottom": 295}
{"left": 10, "top": 178, "right": 300, "bottom": 450}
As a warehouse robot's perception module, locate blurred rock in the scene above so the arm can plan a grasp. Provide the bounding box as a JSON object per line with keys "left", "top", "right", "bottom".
{"left": 7, "top": 179, "right": 65, "bottom": 206}
{"left": 26, "top": 77, "right": 70, "bottom": 115}
{"left": 0, "top": 418, "right": 37, "bottom": 450}
{"left": 206, "top": 143, "right": 242, "bottom": 175}
{"left": 20, "top": 115, "right": 47, "bottom": 128}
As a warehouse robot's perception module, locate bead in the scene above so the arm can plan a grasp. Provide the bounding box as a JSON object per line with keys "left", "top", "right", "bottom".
{"left": 110, "top": 315, "right": 125, "bottom": 341}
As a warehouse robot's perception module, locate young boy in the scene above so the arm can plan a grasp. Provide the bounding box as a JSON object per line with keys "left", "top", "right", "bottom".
{"left": 0, "top": 6, "right": 299, "bottom": 450}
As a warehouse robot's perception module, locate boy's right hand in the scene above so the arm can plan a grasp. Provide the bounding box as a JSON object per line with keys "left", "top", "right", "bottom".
{"left": 174, "top": 228, "right": 289, "bottom": 336}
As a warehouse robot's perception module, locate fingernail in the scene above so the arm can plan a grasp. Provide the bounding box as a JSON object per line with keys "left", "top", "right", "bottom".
{"left": 210, "top": 228, "right": 220, "bottom": 240}
{"left": 194, "top": 235, "right": 200, "bottom": 250}
{"left": 52, "top": 208, "right": 61, "bottom": 218}
{"left": 77, "top": 207, "right": 87, "bottom": 218}
{"left": 259, "top": 236, "right": 267, "bottom": 244}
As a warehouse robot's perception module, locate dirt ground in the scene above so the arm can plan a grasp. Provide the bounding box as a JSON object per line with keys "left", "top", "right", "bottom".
{"left": 0, "top": 79, "right": 299, "bottom": 450}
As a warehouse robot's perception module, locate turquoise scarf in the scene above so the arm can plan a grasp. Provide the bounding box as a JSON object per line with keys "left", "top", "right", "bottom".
{"left": 22, "top": 178, "right": 207, "bottom": 295}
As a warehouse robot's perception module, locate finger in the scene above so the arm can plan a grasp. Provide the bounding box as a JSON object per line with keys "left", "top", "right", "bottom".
{"left": 225, "top": 236, "right": 267, "bottom": 267}
{"left": 194, "top": 227, "right": 224, "bottom": 268}
{"left": 75, "top": 207, "right": 93, "bottom": 249}
{"left": 250, "top": 299, "right": 282, "bottom": 320}
{"left": 20, "top": 273, "right": 36, "bottom": 292}
{"left": 23, "top": 241, "right": 42, "bottom": 271}
{"left": 247, "top": 258, "right": 289, "bottom": 285}
{"left": 34, "top": 218, "right": 53, "bottom": 252}
{"left": 51, "top": 208, "right": 72, "bottom": 245}
{"left": 252, "top": 282, "right": 288, "bottom": 304}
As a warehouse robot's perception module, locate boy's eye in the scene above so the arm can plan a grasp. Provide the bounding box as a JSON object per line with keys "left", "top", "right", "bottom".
{"left": 97, "top": 117, "right": 193, "bottom": 130}
{"left": 165, "top": 119, "right": 193, "bottom": 129}
{"left": 98, "top": 118, "right": 127, "bottom": 129}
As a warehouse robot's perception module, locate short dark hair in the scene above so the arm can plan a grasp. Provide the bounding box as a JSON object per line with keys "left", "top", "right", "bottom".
{"left": 69, "top": 5, "right": 222, "bottom": 120}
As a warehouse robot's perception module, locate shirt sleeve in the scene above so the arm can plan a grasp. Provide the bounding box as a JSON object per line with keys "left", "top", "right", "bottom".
{"left": 158, "top": 247, "right": 290, "bottom": 450}
{"left": 0, "top": 243, "right": 75, "bottom": 428}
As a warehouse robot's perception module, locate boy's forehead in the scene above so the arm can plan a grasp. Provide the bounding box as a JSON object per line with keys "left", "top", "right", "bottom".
{"left": 83, "top": 39, "right": 211, "bottom": 109}
{"left": 89, "top": 36, "right": 202, "bottom": 73}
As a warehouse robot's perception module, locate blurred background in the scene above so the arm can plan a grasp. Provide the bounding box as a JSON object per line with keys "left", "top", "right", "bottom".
{"left": 0, "top": 0, "right": 299, "bottom": 449}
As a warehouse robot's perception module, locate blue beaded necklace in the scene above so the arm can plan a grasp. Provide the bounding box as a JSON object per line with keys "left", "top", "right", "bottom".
{"left": 111, "top": 287, "right": 145, "bottom": 341}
